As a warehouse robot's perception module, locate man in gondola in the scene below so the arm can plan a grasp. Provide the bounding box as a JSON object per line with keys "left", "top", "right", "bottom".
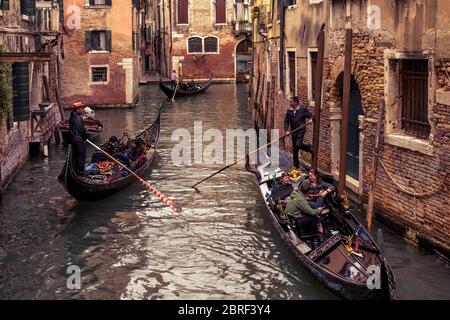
{"left": 69, "top": 102, "right": 88, "bottom": 175}
{"left": 284, "top": 96, "right": 314, "bottom": 169}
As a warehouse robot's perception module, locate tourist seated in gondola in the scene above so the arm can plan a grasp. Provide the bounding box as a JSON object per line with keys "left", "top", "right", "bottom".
{"left": 126, "top": 138, "right": 145, "bottom": 170}
{"left": 271, "top": 172, "right": 294, "bottom": 206}
{"left": 285, "top": 182, "right": 325, "bottom": 236}
{"left": 188, "top": 79, "right": 196, "bottom": 91}
{"left": 119, "top": 132, "right": 131, "bottom": 150}
{"left": 301, "top": 169, "right": 335, "bottom": 209}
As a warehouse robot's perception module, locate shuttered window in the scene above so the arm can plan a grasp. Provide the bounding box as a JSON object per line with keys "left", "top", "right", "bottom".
{"left": 1, "top": 0, "right": 10, "bottom": 10}
{"left": 12, "top": 62, "right": 30, "bottom": 122}
{"left": 310, "top": 51, "right": 318, "bottom": 101}
{"left": 178, "top": 0, "right": 188, "bottom": 24}
{"left": 20, "top": 0, "right": 36, "bottom": 16}
{"left": 204, "top": 37, "right": 219, "bottom": 53}
{"left": 188, "top": 37, "right": 202, "bottom": 53}
{"left": 85, "top": 30, "right": 112, "bottom": 52}
{"left": 215, "top": 0, "right": 226, "bottom": 24}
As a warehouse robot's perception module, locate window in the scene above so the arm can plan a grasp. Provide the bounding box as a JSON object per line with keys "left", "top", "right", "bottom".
{"left": 1, "top": 0, "right": 10, "bottom": 10}
{"left": 399, "top": 59, "right": 430, "bottom": 139}
{"left": 20, "top": 0, "right": 36, "bottom": 16}
{"left": 91, "top": 66, "right": 108, "bottom": 83}
{"left": 178, "top": 0, "right": 188, "bottom": 24}
{"left": 287, "top": 0, "right": 297, "bottom": 6}
{"left": 309, "top": 50, "right": 318, "bottom": 101}
{"left": 204, "top": 37, "right": 218, "bottom": 53}
{"left": 215, "top": 0, "right": 226, "bottom": 24}
{"left": 287, "top": 51, "right": 296, "bottom": 96}
{"left": 89, "top": 0, "right": 112, "bottom": 6}
{"left": 85, "top": 30, "right": 112, "bottom": 52}
{"left": 188, "top": 37, "right": 202, "bottom": 53}
{"left": 12, "top": 62, "right": 30, "bottom": 122}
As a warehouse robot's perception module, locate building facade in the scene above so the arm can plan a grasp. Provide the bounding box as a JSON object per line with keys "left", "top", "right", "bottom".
{"left": 60, "top": 0, "right": 145, "bottom": 107}
{"left": 0, "top": 0, "right": 62, "bottom": 193}
{"left": 154, "top": 0, "right": 252, "bottom": 81}
{"left": 251, "top": 0, "right": 450, "bottom": 253}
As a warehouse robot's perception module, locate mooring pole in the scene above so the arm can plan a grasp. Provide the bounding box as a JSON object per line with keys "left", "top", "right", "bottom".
{"left": 312, "top": 30, "right": 325, "bottom": 171}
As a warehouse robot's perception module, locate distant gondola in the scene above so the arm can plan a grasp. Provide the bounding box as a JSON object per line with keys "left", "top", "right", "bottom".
{"left": 159, "top": 78, "right": 212, "bottom": 98}
{"left": 58, "top": 118, "right": 104, "bottom": 143}
{"left": 58, "top": 112, "right": 160, "bottom": 201}
{"left": 247, "top": 161, "right": 396, "bottom": 300}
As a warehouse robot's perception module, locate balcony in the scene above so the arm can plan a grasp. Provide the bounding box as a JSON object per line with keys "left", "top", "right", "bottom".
{"left": 36, "top": 1, "right": 60, "bottom": 33}
{"left": 29, "top": 102, "right": 60, "bottom": 143}
{"left": 233, "top": 21, "right": 252, "bottom": 36}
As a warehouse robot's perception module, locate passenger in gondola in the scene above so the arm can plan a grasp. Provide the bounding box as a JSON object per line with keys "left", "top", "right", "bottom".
{"left": 285, "top": 182, "right": 325, "bottom": 235}
{"left": 301, "top": 169, "right": 335, "bottom": 209}
{"left": 69, "top": 102, "right": 88, "bottom": 175}
{"left": 119, "top": 132, "right": 131, "bottom": 150}
{"left": 127, "top": 139, "right": 144, "bottom": 170}
{"left": 188, "top": 79, "right": 196, "bottom": 91}
{"left": 271, "top": 172, "right": 294, "bottom": 206}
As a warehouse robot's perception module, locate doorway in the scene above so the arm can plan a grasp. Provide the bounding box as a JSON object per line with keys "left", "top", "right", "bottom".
{"left": 235, "top": 39, "right": 252, "bottom": 82}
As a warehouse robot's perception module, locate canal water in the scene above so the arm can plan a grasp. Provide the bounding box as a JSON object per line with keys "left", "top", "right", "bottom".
{"left": 0, "top": 84, "right": 449, "bottom": 300}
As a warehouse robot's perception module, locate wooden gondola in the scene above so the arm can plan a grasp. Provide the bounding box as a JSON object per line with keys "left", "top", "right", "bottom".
{"left": 58, "top": 118, "right": 104, "bottom": 143}
{"left": 159, "top": 78, "right": 213, "bottom": 98}
{"left": 247, "top": 161, "right": 396, "bottom": 300}
{"left": 58, "top": 112, "right": 160, "bottom": 201}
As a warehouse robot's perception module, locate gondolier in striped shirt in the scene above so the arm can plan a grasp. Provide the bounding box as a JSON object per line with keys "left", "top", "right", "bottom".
{"left": 69, "top": 102, "right": 88, "bottom": 175}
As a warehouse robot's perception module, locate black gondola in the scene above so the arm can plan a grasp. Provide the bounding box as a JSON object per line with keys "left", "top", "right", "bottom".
{"left": 58, "top": 112, "right": 160, "bottom": 201}
{"left": 159, "top": 78, "right": 213, "bottom": 98}
{"left": 58, "top": 118, "right": 104, "bottom": 143}
{"left": 247, "top": 161, "right": 396, "bottom": 300}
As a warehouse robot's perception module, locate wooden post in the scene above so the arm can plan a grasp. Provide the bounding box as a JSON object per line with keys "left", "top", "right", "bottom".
{"left": 338, "top": 29, "right": 353, "bottom": 197}
{"left": 312, "top": 30, "right": 325, "bottom": 171}
{"left": 367, "top": 101, "right": 385, "bottom": 232}
{"left": 42, "top": 75, "right": 50, "bottom": 102}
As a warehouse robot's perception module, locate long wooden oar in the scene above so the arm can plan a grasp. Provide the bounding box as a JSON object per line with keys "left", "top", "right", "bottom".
{"left": 191, "top": 120, "right": 313, "bottom": 190}
{"left": 86, "top": 139, "right": 182, "bottom": 213}
{"left": 172, "top": 80, "right": 180, "bottom": 101}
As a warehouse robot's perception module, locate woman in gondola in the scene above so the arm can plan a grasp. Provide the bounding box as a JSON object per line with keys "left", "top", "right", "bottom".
{"left": 301, "top": 169, "right": 335, "bottom": 209}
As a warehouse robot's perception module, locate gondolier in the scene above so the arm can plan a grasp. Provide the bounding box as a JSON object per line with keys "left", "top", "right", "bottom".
{"left": 69, "top": 102, "right": 87, "bottom": 175}
{"left": 284, "top": 96, "right": 314, "bottom": 168}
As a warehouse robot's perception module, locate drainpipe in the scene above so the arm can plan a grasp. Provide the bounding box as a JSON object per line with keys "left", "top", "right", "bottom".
{"left": 279, "top": 0, "right": 286, "bottom": 92}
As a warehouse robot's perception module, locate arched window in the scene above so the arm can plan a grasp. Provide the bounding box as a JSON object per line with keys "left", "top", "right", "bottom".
{"left": 188, "top": 37, "right": 203, "bottom": 53}
{"left": 204, "top": 37, "right": 219, "bottom": 53}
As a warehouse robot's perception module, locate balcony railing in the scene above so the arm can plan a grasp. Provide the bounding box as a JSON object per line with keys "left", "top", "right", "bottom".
{"left": 29, "top": 102, "right": 59, "bottom": 143}
{"left": 36, "top": 1, "right": 60, "bottom": 32}
{"left": 233, "top": 21, "right": 252, "bottom": 36}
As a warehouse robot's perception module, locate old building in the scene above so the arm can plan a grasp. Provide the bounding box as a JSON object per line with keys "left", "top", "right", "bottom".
{"left": 0, "top": 0, "right": 63, "bottom": 193}
{"left": 153, "top": 0, "right": 252, "bottom": 81}
{"left": 251, "top": 0, "right": 450, "bottom": 253}
{"left": 60, "top": 0, "right": 146, "bottom": 107}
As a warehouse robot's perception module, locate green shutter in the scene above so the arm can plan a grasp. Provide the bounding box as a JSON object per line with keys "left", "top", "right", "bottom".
{"left": 12, "top": 62, "right": 30, "bottom": 122}
{"left": 85, "top": 31, "right": 92, "bottom": 52}
{"left": 106, "top": 31, "right": 112, "bottom": 52}
{"left": 1, "top": 0, "right": 10, "bottom": 10}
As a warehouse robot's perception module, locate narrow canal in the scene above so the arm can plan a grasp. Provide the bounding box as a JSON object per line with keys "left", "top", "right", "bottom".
{"left": 0, "top": 84, "right": 449, "bottom": 300}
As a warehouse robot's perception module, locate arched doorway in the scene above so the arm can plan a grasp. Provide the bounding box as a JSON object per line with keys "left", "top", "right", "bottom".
{"left": 235, "top": 39, "right": 252, "bottom": 82}
{"left": 335, "top": 73, "right": 364, "bottom": 180}
{"left": 347, "top": 78, "right": 364, "bottom": 180}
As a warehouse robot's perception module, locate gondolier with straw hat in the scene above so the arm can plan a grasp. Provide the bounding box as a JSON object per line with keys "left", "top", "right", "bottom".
{"left": 69, "top": 101, "right": 88, "bottom": 175}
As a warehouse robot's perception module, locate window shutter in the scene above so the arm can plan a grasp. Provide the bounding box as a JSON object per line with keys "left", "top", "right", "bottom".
{"left": 106, "top": 31, "right": 112, "bottom": 52}
{"left": 105, "top": 0, "right": 112, "bottom": 6}
{"left": 89, "top": 0, "right": 95, "bottom": 6}
{"left": 58, "top": 0, "right": 64, "bottom": 23}
{"left": 21, "top": 0, "right": 36, "bottom": 16}
{"left": 216, "top": 0, "right": 226, "bottom": 24}
{"left": 85, "top": 31, "right": 92, "bottom": 52}
{"left": 1, "top": 0, "right": 10, "bottom": 10}
{"left": 178, "top": 0, "right": 188, "bottom": 24}
{"left": 12, "top": 62, "right": 30, "bottom": 122}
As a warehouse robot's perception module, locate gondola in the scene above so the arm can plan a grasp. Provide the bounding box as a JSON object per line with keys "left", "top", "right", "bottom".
{"left": 58, "top": 118, "right": 104, "bottom": 143}
{"left": 247, "top": 161, "right": 396, "bottom": 300}
{"left": 58, "top": 111, "right": 160, "bottom": 201}
{"left": 159, "top": 78, "right": 213, "bottom": 98}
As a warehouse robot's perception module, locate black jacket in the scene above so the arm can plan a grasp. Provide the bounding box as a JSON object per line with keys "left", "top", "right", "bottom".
{"left": 284, "top": 106, "right": 313, "bottom": 132}
{"left": 69, "top": 110, "right": 87, "bottom": 143}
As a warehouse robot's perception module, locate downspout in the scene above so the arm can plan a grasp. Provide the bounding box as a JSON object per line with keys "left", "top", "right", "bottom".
{"left": 279, "top": 0, "right": 286, "bottom": 92}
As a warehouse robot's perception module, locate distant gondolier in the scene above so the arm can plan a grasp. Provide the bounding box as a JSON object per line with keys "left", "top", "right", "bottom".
{"left": 171, "top": 70, "right": 178, "bottom": 90}
{"left": 69, "top": 102, "right": 87, "bottom": 175}
{"left": 284, "top": 96, "right": 314, "bottom": 169}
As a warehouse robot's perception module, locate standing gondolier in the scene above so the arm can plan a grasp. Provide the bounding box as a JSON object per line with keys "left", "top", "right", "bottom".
{"left": 171, "top": 70, "right": 178, "bottom": 90}
{"left": 69, "top": 102, "right": 88, "bottom": 175}
{"left": 284, "top": 96, "right": 314, "bottom": 169}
